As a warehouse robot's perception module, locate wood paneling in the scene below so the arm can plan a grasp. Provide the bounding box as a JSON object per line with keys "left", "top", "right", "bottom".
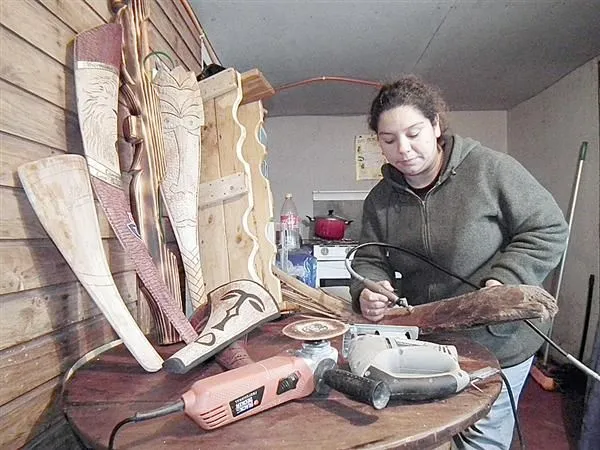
{"left": 147, "top": 24, "right": 187, "bottom": 70}
{"left": 82, "top": 0, "right": 113, "bottom": 22}
{"left": 0, "top": 238, "right": 133, "bottom": 295}
{"left": 0, "top": 272, "right": 136, "bottom": 350}
{"left": 0, "top": 27, "right": 76, "bottom": 112}
{"left": 0, "top": 187, "right": 115, "bottom": 239}
{"left": 0, "top": 133, "right": 65, "bottom": 188}
{"left": 22, "top": 415, "right": 81, "bottom": 450}
{"left": 2, "top": 0, "right": 77, "bottom": 67}
{"left": 0, "top": 1, "right": 214, "bottom": 447}
{"left": 157, "top": 0, "right": 203, "bottom": 56}
{"left": 148, "top": 0, "right": 202, "bottom": 73}
{"left": 0, "top": 312, "right": 131, "bottom": 406}
{"left": 38, "top": 0, "right": 106, "bottom": 32}
{"left": 0, "top": 377, "right": 61, "bottom": 449}
{"left": 0, "top": 80, "right": 82, "bottom": 153}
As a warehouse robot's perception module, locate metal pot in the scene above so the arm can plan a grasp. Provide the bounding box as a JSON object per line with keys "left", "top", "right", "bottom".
{"left": 306, "top": 210, "right": 353, "bottom": 240}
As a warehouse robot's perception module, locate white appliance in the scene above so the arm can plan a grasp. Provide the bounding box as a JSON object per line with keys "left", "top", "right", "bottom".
{"left": 310, "top": 190, "right": 369, "bottom": 296}
{"left": 313, "top": 243, "right": 356, "bottom": 288}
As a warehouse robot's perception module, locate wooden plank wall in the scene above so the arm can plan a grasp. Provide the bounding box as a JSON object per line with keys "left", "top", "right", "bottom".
{"left": 0, "top": 1, "right": 211, "bottom": 448}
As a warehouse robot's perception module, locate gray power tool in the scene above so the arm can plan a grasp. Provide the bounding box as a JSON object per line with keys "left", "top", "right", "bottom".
{"left": 342, "top": 324, "right": 498, "bottom": 401}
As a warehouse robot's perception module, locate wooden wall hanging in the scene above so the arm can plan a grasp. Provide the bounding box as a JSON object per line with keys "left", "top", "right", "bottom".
{"left": 116, "top": 0, "right": 190, "bottom": 343}
{"left": 114, "top": 0, "right": 283, "bottom": 341}
{"left": 18, "top": 155, "right": 163, "bottom": 372}
{"left": 153, "top": 63, "right": 207, "bottom": 313}
{"left": 74, "top": 21, "right": 197, "bottom": 345}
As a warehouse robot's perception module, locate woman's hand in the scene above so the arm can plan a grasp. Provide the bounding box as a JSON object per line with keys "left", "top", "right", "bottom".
{"left": 359, "top": 280, "right": 394, "bottom": 322}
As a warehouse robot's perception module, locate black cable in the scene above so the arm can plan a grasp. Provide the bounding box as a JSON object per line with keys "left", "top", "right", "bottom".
{"left": 499, "top": 370, "right": 526, "bottom": 450}
{"left": 108, "top": 417, "right": 135, "bottom": 450}
{"left": 346, "top": 242, "right": 480, "bottom": 290}
{"left": 107, "top": 400, "right": 185, "bottom": 450}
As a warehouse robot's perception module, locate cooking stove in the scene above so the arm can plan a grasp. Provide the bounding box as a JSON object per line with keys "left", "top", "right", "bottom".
{"left": 304, "top": 238, "right": 359, "bottom": 288}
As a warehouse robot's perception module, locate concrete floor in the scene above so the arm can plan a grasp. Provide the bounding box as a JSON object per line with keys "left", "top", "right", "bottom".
{"left": 512, "top": 369, "right": 586, "bottom": 450}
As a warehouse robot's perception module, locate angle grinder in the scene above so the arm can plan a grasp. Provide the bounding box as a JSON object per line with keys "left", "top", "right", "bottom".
{"left": 108, "top": 318, "right": 390, "bottom": 449}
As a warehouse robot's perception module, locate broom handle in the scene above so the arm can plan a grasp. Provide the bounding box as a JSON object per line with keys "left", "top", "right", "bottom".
{"left": 542, "top": 141, "right": 588, "bottom": 365}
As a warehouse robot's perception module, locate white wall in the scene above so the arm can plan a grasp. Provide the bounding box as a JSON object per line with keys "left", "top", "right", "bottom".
{"left": 264, "top": 111, "right": 507, "bottom": 235}
{"left": 508, "top": 58, "right": 599, "bottom": 362}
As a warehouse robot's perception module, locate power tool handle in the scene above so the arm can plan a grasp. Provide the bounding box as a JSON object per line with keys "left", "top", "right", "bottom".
{"left": 322, "top": 368, "right": 391, "bottom": 410}
{"left": 367, "top": 366, "right": 466, "bottom": 401}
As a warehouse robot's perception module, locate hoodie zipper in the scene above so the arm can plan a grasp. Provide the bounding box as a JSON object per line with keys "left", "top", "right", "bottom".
{"left": 399, "top": 169, "right": 455, "bottom": 301}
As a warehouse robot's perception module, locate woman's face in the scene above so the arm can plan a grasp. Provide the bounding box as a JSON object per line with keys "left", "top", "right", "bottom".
{"left": 377, "top": 105, "right": 442, "bottom": 187}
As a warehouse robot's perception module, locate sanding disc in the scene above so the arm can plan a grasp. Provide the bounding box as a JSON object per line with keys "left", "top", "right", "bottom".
{"left": 282, "top": 318, "right": 349, "bottom": 341}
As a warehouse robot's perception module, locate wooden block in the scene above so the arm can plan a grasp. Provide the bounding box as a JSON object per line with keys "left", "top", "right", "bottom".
{"left": 197, "top": 100, "right": 230, "bottom": 291}
{"left": 214, "top": 71, "right": 259, "bottom": 282}
{"left": 198, "top": 67, "right": 238, "bottom": 101}
{"left": 241, "top": 69, "right": 275, "bottom": 104}
{"left": 198, "top": 172, "right": 248, "bottom": 207}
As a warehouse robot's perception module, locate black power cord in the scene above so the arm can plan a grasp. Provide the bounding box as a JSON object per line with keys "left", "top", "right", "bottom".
{"left": 107, "top": 400, "right": 185, "bottom": 450}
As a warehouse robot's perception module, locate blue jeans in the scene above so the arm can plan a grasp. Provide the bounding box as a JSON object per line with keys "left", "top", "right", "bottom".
{"left": 451, "top": 356, "right": 534, "bottom": 450}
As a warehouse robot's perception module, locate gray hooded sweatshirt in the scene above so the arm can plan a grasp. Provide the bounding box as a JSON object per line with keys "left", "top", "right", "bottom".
{"left": 350, "top": 135, "right": 568, "bottom": 367}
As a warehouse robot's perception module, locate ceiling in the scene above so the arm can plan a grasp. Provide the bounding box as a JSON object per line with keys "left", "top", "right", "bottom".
{"left": 189, "top": 0, "right": 600, "bottom": 117}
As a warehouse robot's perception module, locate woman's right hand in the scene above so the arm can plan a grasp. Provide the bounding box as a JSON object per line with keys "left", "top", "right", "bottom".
{"left": 359, "top": 280, "right": 394, "bottom": 322}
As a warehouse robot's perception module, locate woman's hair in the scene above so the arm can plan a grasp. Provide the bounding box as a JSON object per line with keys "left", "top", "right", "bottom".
{"left": 368, "top": 75, "right": 449, "bottom": 139}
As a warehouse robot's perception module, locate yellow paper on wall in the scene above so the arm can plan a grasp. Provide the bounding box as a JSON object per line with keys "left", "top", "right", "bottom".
{"left": 355, "top": 134, "right": 387, "bottom": 180}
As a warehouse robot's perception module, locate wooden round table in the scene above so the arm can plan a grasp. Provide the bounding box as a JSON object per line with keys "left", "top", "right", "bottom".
{"left": 63, "top": 315, "right": 502, "bottom": 450}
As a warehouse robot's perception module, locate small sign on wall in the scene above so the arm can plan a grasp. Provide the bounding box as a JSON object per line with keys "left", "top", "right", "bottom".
{"left": 355, "top": 134, "right": 387, "bottom": 180}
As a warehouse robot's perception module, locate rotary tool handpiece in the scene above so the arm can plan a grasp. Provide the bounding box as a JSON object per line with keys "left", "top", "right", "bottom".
{"left": 362, "top": 278, "right": 413, "bottom": 311}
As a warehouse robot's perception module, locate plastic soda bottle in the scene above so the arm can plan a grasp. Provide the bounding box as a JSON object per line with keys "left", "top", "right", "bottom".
{"left": 280, "top": 193, "right": 301, "bottom": 250}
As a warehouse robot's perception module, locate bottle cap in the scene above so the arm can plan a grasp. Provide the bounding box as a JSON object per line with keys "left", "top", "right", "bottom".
{"left": 285, "top": 193, "right": 293, "bottom": 198}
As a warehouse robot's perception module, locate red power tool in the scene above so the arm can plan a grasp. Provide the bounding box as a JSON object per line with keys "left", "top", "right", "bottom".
{"left": 108, "top": 319, "right": 390, "bottom": 449}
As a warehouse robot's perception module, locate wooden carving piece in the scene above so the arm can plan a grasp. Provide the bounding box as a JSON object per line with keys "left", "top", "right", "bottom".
{"left": 153, "top": 64, "right": 207, "bottom": 312}
{"left": 18, "top": 155, "right": 163, "bottom": 372}
{"left": 274, "top": 268, "right": 558, "bottom": 333}
{"left": 382, "top": 284, "right": 559, "bottom": 333}
{"left": 164, "top": 279, "right": 280, "bottom": 374}
{"left": 74, "top": 23, "right": 197, "bottom": 344}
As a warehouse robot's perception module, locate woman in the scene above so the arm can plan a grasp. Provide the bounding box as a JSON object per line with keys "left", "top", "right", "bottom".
{"left": 350, "top": 75, "right": 568, "bottom": 449}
